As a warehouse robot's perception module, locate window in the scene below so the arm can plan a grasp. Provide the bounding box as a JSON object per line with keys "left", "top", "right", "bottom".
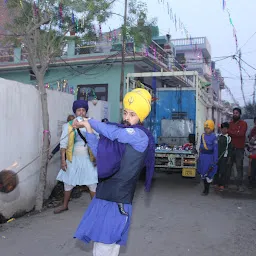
{"left": 172, "top": 112, "right": 187, "bottom": 119}
{"left": 176, "top": 53, "right": 186, "bottom": 64}
{"left": 77, "top": 84, "right": 108, "bottom": 101}
{"left": 29, "top": 70, "right": 36, "bottom": 80}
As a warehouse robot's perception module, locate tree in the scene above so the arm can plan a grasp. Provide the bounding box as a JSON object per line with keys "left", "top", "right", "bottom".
{"left": 126, "top": 0, "right": 157, "bottom": 46}
{"left": 243, "top": 102, "right": 256, "bottom": 119}
{"left": 3, "top": 0, "right": 115, "bottom": 211}
{"left": 119, "top": 0, "right": 157, "bottom": 103}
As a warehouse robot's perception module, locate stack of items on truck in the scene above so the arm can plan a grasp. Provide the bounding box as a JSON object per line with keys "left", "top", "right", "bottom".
{"left": 125, "top": 71, "right": 210, "bottom": 179}
{"left": 154, "top": 85, "right": 209, "bottom": 178}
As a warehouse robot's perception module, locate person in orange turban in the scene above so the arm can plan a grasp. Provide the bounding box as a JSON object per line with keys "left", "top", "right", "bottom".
{"left": 197, "top": 120, "right": 218, "bottom": 195}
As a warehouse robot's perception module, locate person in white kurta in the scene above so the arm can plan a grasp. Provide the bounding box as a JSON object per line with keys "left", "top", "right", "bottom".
{"left": 54, "top": 100, "right": 98, "bottom": 214}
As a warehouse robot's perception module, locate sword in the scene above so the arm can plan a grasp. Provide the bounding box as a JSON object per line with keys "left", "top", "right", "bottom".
{"left": 117, "top": 203, "right": 129, "bottom": 216}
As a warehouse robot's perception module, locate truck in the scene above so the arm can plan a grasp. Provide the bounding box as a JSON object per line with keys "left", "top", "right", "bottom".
{"left": 126, "top": 70, "right": 211, "bottom": 178}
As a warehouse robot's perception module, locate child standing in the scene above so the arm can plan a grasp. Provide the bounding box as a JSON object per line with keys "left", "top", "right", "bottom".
{"left": 197, "top": 120, "right": 218, "bottom": 195}
{"left": 216, "top": 122, "right": 232, "bottom": 191}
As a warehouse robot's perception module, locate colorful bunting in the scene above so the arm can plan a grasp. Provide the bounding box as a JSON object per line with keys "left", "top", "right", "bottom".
{"left": 71, "top": 12, "right": 75, "bottom": 24}
{"left": 174, "top": 14, "right": 177, "bottom": 31}
{"left": 157, "top": 1, "right": 193, "bottom": 45}
{"left": 225, "top": 8, "right": 238, "bottom": 50}
{"left": 223, "top": 0, "right": 226, "bottom": 10}
{"left": 58, "top": 3, "right": 63, "bottom": 28}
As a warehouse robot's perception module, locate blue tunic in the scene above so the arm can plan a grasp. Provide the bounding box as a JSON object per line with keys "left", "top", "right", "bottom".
{"left": 74, "top": 120, "right": 149, "bottom": 246}
{"left": 197, "top": 132, "right": 218, "bottom": 179}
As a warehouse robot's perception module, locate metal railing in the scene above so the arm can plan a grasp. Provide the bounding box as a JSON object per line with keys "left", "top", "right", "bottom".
{"left": 0, "top": 48, "right": 14, "bottom": 62}
{"left": 0, "top": 38, "right": 177, "bottom": 70}
{"left": 171, "top": 37, "right": 208, "bottom": 46}
{"left": 184, "top": 62, "right": 211, "bottom": 77}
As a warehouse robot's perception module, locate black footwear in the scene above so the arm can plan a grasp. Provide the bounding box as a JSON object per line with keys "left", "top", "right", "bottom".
{"left": 201, "top": 187, "right": 209, "bottom": 195}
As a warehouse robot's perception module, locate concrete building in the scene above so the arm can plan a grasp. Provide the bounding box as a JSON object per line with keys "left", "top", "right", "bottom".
{"left": 171, "top": 37, "right": 231, "bottom": 128}
{"left": 0, "top": 24, "right": 190, "bottom": 122}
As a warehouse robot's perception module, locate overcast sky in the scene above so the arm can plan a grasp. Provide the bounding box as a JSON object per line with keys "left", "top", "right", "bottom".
{"left": 102, "top": 0, "right": 256, "bottom": 106}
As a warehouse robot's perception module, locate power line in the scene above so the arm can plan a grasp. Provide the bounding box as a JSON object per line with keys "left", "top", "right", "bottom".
{"left": 222, "top": 76, "right": 254, "bottom": 81}
{"left": 237, "top": 50, "right": 246, "bottom": 105}
{"left": 239, "top": 31, "right": 256, "bottom": 52}
{"left": 27, "top": 51, "right": 121, "bottom": 88}
{"left": 242, "top": 49, "right": 256, "bottom": 55}
{"left": 239, "top": 57, "right": 256, "bottom": 71}
{"left": 253, "top": 75, "right": 256, "bottom": 106}
{"left": 59, "top": 52, "right": 119, "bottom": 76}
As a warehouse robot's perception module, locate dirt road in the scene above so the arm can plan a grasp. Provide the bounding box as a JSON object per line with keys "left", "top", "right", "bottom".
{"left": 0, "top": 174, "right": 255, "bottom": 256}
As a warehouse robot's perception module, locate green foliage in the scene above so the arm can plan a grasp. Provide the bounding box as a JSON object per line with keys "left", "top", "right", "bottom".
{"left": 3, "top": 0, "right": 116, "bottom": 75}
{"left": 6, "top": 0, "right": 114, "bottom": 32}
{"left": 125, "top": 0, "right": 157, "bottom": 46}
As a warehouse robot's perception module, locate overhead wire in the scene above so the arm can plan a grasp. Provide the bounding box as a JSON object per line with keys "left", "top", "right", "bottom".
{"left": 238, "top": 31, "right": 256, "bottom": 52}
{"left": 239, "top": 57, "right": 256, "bottom": 71}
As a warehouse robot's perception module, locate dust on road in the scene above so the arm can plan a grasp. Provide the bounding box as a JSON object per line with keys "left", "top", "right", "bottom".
{"left": 0, "top": 173, "right": 255, "bottom": 256}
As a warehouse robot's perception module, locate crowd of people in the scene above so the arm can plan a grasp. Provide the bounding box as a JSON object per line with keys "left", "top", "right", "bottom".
{"left": 48, "top": 93, "right": 256, "bottom": 255}
{"left": 198, "top": 107, "right": 256, "bottom": 195}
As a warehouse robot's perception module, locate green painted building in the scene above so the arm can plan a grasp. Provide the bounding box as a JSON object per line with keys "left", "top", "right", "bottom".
{"left": 0, "top": 30, "right": 177, "bottom": 122}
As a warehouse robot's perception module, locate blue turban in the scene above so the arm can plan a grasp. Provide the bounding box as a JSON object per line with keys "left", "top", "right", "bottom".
{"left": 72, "top": 100, "right": 89, "bottom": 113}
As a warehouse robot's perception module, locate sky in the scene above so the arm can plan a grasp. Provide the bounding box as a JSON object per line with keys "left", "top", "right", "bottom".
{"left": 102, "top": 0, "right": 256, "bottom": 106}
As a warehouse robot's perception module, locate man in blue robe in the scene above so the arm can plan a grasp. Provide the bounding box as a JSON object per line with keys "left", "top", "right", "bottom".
{"left": 197, "top": 120, "right": 218, "bottom": 195}
{"left": 72, "top": 88, "right": 155, "bottom": 256}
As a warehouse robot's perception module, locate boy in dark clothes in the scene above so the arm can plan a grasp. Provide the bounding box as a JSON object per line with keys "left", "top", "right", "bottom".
{"left": 216, "top": 122, "right": 232, "bottom": 191}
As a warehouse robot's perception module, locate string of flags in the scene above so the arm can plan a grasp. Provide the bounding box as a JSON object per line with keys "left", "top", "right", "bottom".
{"left": 157, "top": 0, "right": 228, "bottom": 82}
{"left": 222, "top": 1, "right": 238, "bottom": 50}
{"left": 156, "top": 0, "right": 205, "bottom": 59}
{"left": 43, "top": 80, "right": 99, "bottom": 99}
{"left": 4, "top": 0, "right": 23, "bottom": 7}
{"left": 4, "top": 0, "right": 105, "bottom": 39}
{"left": 157, "top": 0, "right": 191, "bottom": 39}
{"left": 44, "top": 80, "right": 75, "bottom": 95}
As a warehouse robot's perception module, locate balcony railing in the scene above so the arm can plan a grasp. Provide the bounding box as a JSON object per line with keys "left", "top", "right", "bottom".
{"left": 144, "top": 40, "right": 169, "bottom": 68}
{"left": 171, "top": 37, "right": 208, "bottom": 47}
{"left": 185, "top": 62, "right": 212, "bottom": 78}
{"left": 171, "top": 37, "right": 211, "bottom": 58}
{"left": 0, "top": 48, "right": 14, "bottom": 62}
{"left": 0, "top": 38, "right": 177, "bottom": 72}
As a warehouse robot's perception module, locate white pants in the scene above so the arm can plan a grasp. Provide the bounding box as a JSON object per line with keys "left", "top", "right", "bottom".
{"left": 64, "top": 183, "right": 97, "bottom": 192}
{"left": 93, "top": 242, "right": 120, "bottom": 256}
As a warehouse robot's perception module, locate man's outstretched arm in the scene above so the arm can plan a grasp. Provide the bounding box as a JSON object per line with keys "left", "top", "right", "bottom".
{"left": 88, "top": 119, "right": 148, "bottom": 152}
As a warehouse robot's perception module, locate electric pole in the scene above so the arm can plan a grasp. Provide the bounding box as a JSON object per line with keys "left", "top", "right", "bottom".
{"left": 120, "top": 0, "right": 128, "bottom": 107}
{"left": 253, "top": 74, "right": 256, "bottom": 106}
{"left": 238, "top": 50, "right": 246, "bottom": 106}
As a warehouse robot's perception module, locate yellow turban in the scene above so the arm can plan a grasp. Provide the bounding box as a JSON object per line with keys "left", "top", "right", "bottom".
{"left": 123, "top": 88, "right": 152, "bottom": 122}
{"left": 204, "top": 120, "right": 215, "bottom": 131}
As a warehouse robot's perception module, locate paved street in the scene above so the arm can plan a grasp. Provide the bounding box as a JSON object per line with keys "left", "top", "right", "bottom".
{"left": 0, "top": 173, "right": 256, "bottom": 256}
